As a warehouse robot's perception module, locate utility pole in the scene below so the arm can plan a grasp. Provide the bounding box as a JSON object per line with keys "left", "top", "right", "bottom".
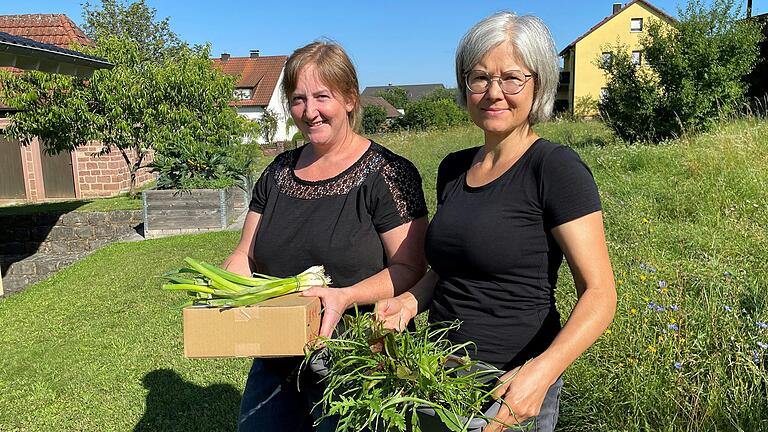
{"left": 747, "top": 0, "right": 752, "bottom": 18}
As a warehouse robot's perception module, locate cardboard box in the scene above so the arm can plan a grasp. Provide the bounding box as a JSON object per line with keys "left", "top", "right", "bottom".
{"left": 183, "top": 293, "right": 321, "bottom": 358}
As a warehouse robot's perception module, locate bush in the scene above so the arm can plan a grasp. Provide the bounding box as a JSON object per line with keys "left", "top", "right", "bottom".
{"left": 376, "top": 87, "right": 409, "bottom": 110}
{"left": 150, "top": 140, "right": 255, "bottom": 191}
{"left": 599, "top": 0, "right": 763, "bottom": 143}
{"left": 395, "top": 98, "right": 469, "bottom": 131}
{"left": 361, "top": 104, "right": 387, "bottom": 134}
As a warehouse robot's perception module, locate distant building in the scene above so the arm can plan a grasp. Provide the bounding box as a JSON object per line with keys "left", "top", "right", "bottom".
{"left": 557, "top": 1, "right": 674, "bottom": 115}
{"left": 0, "top": 14, "right": 150, "bottom": 203}
{"left": 212, "top": 51, "right": 295, "bottom": 143}
{"left": 361, "top": 83, "right": 445, "bottom": 103}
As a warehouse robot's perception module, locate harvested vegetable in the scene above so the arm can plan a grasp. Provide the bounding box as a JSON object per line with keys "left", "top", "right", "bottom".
{"left": 161, "top": 257, "right": 331, "bottom": 307}
{"left": 303, "top": 312, "right": 505, "bottom": 432}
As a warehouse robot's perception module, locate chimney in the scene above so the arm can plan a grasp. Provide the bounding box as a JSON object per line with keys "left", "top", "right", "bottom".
{"left": 250, "top": 49, "right": 260, "bottom": 58}
{"left": 612, "top": 3, "right": 622, "bottom": 14}
{"left": 220, "top": 53, "right": 230, "bottom": 61}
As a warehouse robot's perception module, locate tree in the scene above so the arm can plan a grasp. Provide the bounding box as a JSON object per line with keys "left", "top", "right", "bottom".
{"left": 599, "top": 0, "right": 763, "bottom": 142}
{"left": 0, "top": 37, "right": 248, "bottom": 196}
{"left": 362, "top": 105, "right": 387, "bottom": 134}
{"left": 376, "top": 87, "right": 409, "bottom": 109}
{"left": 259, "top": 109, "right": 279, "bottom": 145}
{"left": 82, "top": 0, "right": 187, "bottom": 61}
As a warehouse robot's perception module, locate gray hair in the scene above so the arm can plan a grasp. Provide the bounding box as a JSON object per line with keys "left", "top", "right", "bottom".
{"left": 455, "top": 12, "right": 559, "bottom": 125}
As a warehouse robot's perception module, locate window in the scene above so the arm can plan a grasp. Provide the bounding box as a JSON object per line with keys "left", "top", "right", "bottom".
{"left": 632, "top": 51, "right": 642, "bottom": 66}
{"left": 233, "top": 88, "right": 252, "bottom": 100}
{"left": 631, "top": 18, "right": 643, "bottom": 32}
{"left": 601, "top": 52, "right": 613, "bottom": 67}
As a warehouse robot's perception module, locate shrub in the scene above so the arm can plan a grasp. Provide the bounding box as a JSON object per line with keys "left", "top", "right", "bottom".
{"left": 376, "top": 87, "right": 409, "bottom": 109}
{"left": 395, "top": 98, "right": 469, "bottom": 131}
{"left": 599, "top": 0, "right": 763, "bottom": 142}
{"left": 361, "top": 104, "right": 387, "bottom": 134}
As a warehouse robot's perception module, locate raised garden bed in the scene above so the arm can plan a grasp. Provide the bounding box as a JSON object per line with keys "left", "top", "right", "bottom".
{"left": 142, "top": 187, "right": 248, "bottom": 238}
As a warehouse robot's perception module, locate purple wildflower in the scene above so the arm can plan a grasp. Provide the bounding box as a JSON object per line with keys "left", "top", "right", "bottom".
{"left": 723, "top": 306, "right": 733, "bottom": 312}
{"left": 658, "top": 280, "right": 668, "bottom": 289}
{"left": 668, "top": 324, "right": 679, "bottom": 332}
{"left": 674, "top": 362, "right": 682, "bottom": 370}
{"left": 758, "top": 342, "right": 768, "bottom": 350}
{"left": 649, "top": 267, "right": 657, "bottom": 273}
{"left": 723, "top": 271, "right": 732, "bottom": 278}
{"left": 640, "top": 263, "right": 647, "bottom": 270}
{"left": 757, "top": 321, "right": 768, "bottom": 330}
{"left": 670, "top": 305, "right": 680, "bottom": 311}
{"left": 655, "top": 305, "right": 665, "bottom": 312}
{"left": 648, "top": 302, "right": 656, "bottom": 309}
{"left": 753, "top": 351, "right": 761, "bottom": 366}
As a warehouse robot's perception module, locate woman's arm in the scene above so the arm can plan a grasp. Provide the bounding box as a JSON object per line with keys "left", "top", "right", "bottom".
{"left": 302, "top": 216, "right": 428, "bottom": 337}
{"left": 485, "top": 211, "right": 616, "bottom": 431}
{"left": 376, "top": 269, "right": 439, "bottom": 331}
{"left": 221, "top": 211, "right": 262, "bottom": 277}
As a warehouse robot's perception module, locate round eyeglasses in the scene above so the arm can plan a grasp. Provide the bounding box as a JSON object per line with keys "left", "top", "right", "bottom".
{"left": 465, "top": 70, "right": 534, "bottom": 95}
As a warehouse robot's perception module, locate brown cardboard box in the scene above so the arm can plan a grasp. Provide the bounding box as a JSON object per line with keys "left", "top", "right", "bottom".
{"left": 183, "top": 293, "right": 321, "bottom": 358}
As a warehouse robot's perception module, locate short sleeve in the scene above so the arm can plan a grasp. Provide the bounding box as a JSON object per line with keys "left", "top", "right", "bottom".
{"left": 248, "top": 167, "right": 272, "bottom": 214}
{"left": 372, "top": 157, "right": 428, "bottom": 233}
{"left": 540, "top": 146, "right": 601, "bottom": 228}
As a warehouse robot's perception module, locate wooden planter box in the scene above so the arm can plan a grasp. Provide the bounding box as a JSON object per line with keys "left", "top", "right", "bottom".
{"left": 142, "top": 187, "right": 248, "bottom": 238}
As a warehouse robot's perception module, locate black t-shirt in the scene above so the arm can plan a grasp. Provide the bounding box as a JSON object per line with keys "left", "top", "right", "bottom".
{"left": 425, "top": 139, "right": 601, "bottom": 370}
{"left": 249, "top": 141, "right": 427, "bottom": 293}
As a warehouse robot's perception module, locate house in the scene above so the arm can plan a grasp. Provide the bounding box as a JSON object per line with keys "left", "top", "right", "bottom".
{"left": 361, "top": 83, "right": 446, "bottom": 104}
{"left": 0, "top": 14, "right": 154, "bottom": 203}
{"left": 212, "top": 51, "right": 296, "bottom": 143}
{"left": 359, "top": 96, "right": 401, "bottom": 119}
{"left": 557, "top": 1, "right": 674, "bottom": 115}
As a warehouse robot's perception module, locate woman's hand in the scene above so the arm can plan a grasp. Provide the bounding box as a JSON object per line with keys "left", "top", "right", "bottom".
{"left": 301, "top": 287, "right": 352, "bottom": 338}
{"left": 483, "top": 358, "right": 555, "bottom": 432}
{"left": 375, "top": 295, "right": 417, "bottom": 331}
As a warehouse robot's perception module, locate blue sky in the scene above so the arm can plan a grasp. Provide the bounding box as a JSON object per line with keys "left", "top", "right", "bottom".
{"left": 1, "top": 0, "right": 764, "bottom": 90}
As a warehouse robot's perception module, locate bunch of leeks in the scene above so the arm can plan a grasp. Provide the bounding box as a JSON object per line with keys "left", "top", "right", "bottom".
{"left": 162, "top": 257, "right": 331, "bottom": 307}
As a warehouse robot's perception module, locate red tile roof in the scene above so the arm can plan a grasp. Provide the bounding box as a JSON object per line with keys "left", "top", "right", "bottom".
{"left": 0, "top": 14, "right": 93, "bottom": 49}
{"left": 559, "top": 0, "right": 675, "bottom": 56}
{"left": 212, "top": 55, "right": 287, "bottom": 107}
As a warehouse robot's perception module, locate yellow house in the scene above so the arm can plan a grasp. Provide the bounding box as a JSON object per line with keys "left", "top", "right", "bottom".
{"left": 557, "top": 0, "right": 675, "bottom": 115}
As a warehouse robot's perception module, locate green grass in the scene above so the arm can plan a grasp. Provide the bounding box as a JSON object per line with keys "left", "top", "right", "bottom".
{"left": 1, "top": 119, "right": 767, "bottom": 430}
{"left": 0, "top": 194, "right": 145, "bottom": 215}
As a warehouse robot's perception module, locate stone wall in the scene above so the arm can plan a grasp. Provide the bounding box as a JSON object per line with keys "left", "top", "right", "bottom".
{"left": 74, "top": 143, "right": 155, "bottom": 198}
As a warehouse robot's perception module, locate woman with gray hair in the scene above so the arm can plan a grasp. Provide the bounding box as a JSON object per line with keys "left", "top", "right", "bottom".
{"left": 376, "top": 12, "right": 616, "bottom": 431}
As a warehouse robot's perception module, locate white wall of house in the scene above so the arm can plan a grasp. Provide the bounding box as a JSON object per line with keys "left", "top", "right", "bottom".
{"left": 235, "top": 69, "right": 298, "bottom": 144}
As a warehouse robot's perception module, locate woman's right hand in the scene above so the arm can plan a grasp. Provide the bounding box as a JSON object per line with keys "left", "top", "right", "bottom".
{"left": 375, "top": 294, "right": 417, "bottom": 331}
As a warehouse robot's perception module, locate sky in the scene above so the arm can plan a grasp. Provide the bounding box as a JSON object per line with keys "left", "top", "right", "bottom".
{"left": 1, "top": 0, "right": 765, "bottom": 90}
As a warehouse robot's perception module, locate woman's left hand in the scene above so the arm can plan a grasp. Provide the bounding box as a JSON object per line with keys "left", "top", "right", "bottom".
{"left": 301, "top": 287, "right": 352, "bottom": 338}
{"left": 483, "top": 358, "right": 554, "bottom": 432}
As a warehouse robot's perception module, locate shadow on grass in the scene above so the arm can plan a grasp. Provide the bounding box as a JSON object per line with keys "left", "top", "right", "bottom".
{"left": 134, "top": 369, "right": 241, "bottom": 432}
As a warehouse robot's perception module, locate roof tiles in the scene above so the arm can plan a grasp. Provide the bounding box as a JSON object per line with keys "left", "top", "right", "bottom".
{"left": 212, "top": 55, "right": 287, "bottom": 107}
{"left": 0, "top": 14, "right": 93, "bottom": 49}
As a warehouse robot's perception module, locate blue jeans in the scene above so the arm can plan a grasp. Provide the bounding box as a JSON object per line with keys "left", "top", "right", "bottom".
{"left": 504, "top": 377, "right": 563, "bottom": 432}
{"left": 238, "top": 358, "right": 337, "bottom": 432}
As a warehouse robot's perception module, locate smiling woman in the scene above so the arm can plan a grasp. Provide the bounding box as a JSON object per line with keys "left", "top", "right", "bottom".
{"left": 220, "top": 41, "right": 429, "bottom": 432}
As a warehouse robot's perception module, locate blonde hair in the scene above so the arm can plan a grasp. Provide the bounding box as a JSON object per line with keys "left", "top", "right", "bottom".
{"left": 282, "top": 41, "right": 362, "bottom": 130}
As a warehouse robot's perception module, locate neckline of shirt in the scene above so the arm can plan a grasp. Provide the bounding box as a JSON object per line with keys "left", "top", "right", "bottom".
{"left": 462, "top": 138, "right": 545, "bottom": 192}
{"left": 289, "top": 140, "right": 377, "bottom": 186}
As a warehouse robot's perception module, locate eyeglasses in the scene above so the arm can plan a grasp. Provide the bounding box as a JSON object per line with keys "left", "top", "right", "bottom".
{"left": 465, "top": 70, "right": 534, "bottom": 95}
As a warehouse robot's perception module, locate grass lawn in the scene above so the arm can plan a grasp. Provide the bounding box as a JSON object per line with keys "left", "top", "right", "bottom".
{"left": 1, "top": 119, "right": 767, "bottom": 431}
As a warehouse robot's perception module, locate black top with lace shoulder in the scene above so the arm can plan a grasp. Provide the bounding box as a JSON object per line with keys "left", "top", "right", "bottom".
{"left": 249, "top": 141, "right": 427, "bottom": 288}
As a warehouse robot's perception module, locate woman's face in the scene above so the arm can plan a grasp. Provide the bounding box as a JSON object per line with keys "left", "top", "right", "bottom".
{"left": 289, "top": 64, "right": 354, "bottom": 147}
{"left": 465, "top": 43, "right": 535, "bottom": 137}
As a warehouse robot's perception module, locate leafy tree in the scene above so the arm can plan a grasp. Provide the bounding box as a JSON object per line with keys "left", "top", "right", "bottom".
{"left": 599, "top": 0, "right": 763, "bottom": 142}
{"left": 0, "top": 37, "right": 249, "bottom": 196}
{"left": 376, "top": 87, "right": 409, "bottom": 109}
{"left": 420, "top": 87, "right": 458, "bottom": 103}
{"left": 361, "top": 105, "right": 387, "bottom": 134}
{"left": 259, "top": 109, "right": 279, "bottom": 145}
{"left": 395, "top": 98, "right": 469, "bottom": 131}
{"left": 82, "top": 0, "right": 187, "bottom": 61}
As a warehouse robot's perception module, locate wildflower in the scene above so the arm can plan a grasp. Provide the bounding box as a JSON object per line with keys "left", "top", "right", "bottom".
{"left": 668, "top": 324, "right": 679, "bottom": 332}
{"left": 723, "top": 271, "right": 732, "bottom": 278}
{"left": 630, "top": 308, "right": 637, "bottom": 315}
{"left": 660, "top": 288, "right": 669, "bottom": 294}
{"left": 649, "top": 267, "right": 657, "bottom": 273}
{"left": 757, "top": 321, "right": 768, "bottom": 330}
{"left": 647, "top": 302, "right": 656, "bottom": 309}
{"left": 640, "top": 274, "right": 647, "bottom": 282}
{"left": 670, "top": 305, "right": 680, "bottom": 311}
{"left": 647, "top": 345, "right": 657, "bottom": 353}
{"left": 641, "top": 217, "right": 650, "bottom": 224}
{"left": 669, "top": 318, "right": 677, "bottom": 324}
{"left": 617, "top": 279, "right": 624, "bottom": 285}
{"left": 618, "top": 362, "right": 625, "bottom": 368}
{"left": 753, "top": 351, "right": 761, "bottom": 365}
{"left": 758, "top": 342, "right": 768, "bottom": 350}
{"left": 640, "top": 263, "right": 647, "bottom": 270}
{"left": 658, "top": 280, "right": 668, "bottom": 289}
{"left": 655, "top": 305, "right": 665, "bottom": 312}
{"left": 724, "top": 306, "right": 733, "bottom": 312}
{"left": 674, "top": 362, "right": 682, "bottom": 370}
{"left": 604, "top": 328, "right": 612, "bottom": 335}
{"left": 658, "top": 335, "right": 665, "bottom": 342}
